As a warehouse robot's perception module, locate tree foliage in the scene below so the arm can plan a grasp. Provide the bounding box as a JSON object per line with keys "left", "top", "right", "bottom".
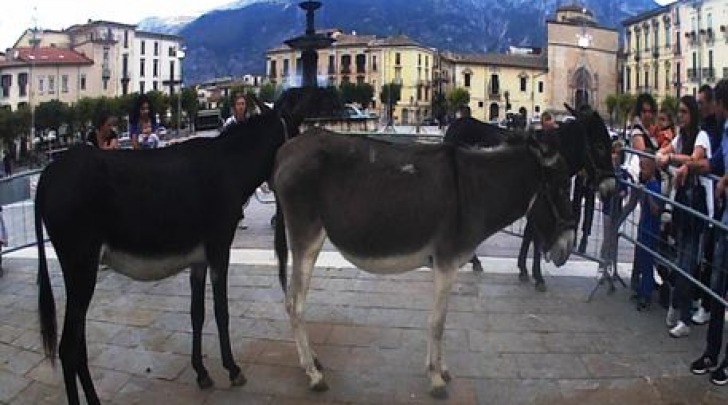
{"left": 446, "top": 87, "right": 470, "bottom": 112}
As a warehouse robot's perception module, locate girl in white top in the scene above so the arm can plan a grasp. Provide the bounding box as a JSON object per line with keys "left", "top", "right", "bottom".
{"left": 657, "top": 99, "right": 713, "bottom": 219}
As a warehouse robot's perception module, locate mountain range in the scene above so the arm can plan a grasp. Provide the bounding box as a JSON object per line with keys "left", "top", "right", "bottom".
{"left": 138, "top": 0, "right": 660, "bottom": 84}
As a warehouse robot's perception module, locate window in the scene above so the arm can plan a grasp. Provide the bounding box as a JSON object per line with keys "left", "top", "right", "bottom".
{"left": 490, "top": 74, "right": 499, "bottom": 95}
{"left": 18, "top": 73, "right": 28, "bottom": 97}
{"left": 170, "top": 61, "right": 176, "bottom": 84}
{"left": 538, "top": 81, "right": 544, "bottom": 93}
{"left": 626, "top": 67, "right": 631, "bottom": 90}
{"left": 328, "top": 55, "right": 335, "bottom": 74}
{"left": 665, "top": 25, "right": 671, "bottom": 48}
{"left": 122, "top": 54, "right": 128, "bottom": 77}
{"left": 418, "top": 54, "right": 421, "bottom": 66}
{"left": 395, "top": 52, "right": 401, "bottom": 65}
{"left": 38, "top": 77, "right": 44, "bottom": 94}
{"left": 48, "top": 75, "right": 55, "bottom": 94}
{"left": 283, "top": 59, "right": 289, "bottom": 76}
{"left": 153, "top": 59, "right": 159, "bottom": 77}
{"left": 0, "top": 74, "right": 10, "bottom": 98}
{"left": 708, "top": 13, "right": 713, "bottom": 29}
{"left": 464, "top": 73, "right": 471, "bottom": 87}
{"left": 103, "top": 79, "right": 108, "bottom": 91}
{"left": 169, "top": 46, "right": 175, "bottom": 57}
{"left": 140, "top": 59, "right": 146, "bottom": 77}
{"left": 645, "top": 69, "right": 649, "bottom": 89}
{"left": 124, "top": 30, "right": 128, "bottom": 48}
{"left": 80, "top": 74, "right": 86, "bottom": 91}
{"left": 62, "top": 75, "right": 69, "bottom": 93}
{"left": 140, "top": 81, "right": 145, "bottom": 94}
{"left": 269, "top": 60, "right": 277, "bottom": 76}
{"left": 355, "top": 54, "right": 365, "bottom": 74}
{"left": 645, "top": 30, "right": 650, "bottom": 50}
{"left": 665, "top": 66, "right": 670, "bottom": 90}
{"left": 520, "top": 76, "right": 527, "bottom": 92}
{"left": 154, "top": 41, "right": 159, "bottom": 56}
{"left": 372, "top": 55, "right": 378, "bottom": 71}
{"left": 654, "top": 26, "right": 659, "bottom": 51}
{"left": 654, "top": 66, "right": 659, "bottom": 91}
{"left": 141, "top": 41, "right": 146, "bottom": 55}
{"left": 152, "top": 81, "right": 158, "bottom": 91}
{"left": 425, "top": 55, "right": 429, "bottom": 68}
{"left": 478, "top": 101, "right": 484, "bottom": 108}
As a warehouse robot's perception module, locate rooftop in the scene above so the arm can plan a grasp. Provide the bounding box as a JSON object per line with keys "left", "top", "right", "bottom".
{"left": 0, "top": 47, "right": 94, "bottom": 67}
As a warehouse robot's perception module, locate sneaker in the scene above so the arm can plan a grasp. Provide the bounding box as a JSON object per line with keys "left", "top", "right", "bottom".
{"left": 669, "top": 321, "right": 691, "bottom": 338}
{"left": 692, "top": 307, "right": 710, "bottom": 325}
{"left": 690, "top": 355, "right": 717, "bottom": 375}
{"left": 666, "top": 306, "right": 679, "bottom": 328}
{"left": 710, "top": 366, "right": 728, "bottom": 386}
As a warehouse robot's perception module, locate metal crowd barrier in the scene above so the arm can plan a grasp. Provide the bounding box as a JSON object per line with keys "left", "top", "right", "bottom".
{"left": 614, "top": 147, "right": 728, "bottom": 310}
{"left": 0, "top": 169, "right": 45, "bottom": 256}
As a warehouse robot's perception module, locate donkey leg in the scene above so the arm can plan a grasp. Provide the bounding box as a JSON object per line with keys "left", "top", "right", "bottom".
{"left": 287, "top": 230, "right": 327, "bottom": 391}
{"left": 532, "top": 236, "right": 546, "bottom": 292}
{"left": 190, "top": 263, "right": 213, "bottom": 389}
{"left": 208, "top": 252, "right": 245, "bottom": 387}
{"left": 517, "top": 223, "right": 533, "bottom": 282}
{"left": 426, "top": 265, "right": 457, "bottom": 398}
{"left": 58, "top": 261, "right": 100, "bottom": 405}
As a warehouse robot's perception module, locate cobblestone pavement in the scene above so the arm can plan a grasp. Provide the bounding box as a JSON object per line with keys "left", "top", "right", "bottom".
{"left": 1, "top": 254, "right": 727, "bottom": 405}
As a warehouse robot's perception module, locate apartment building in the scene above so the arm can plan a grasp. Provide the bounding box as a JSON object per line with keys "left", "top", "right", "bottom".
{"left": 621, "top": 0, "right": 728, "bottom": 100}
{"left": 266, "top": 30, "right": 435, "bottom": 124}
{"left": 1, "top": 20, "right": 184, "bottom": 111}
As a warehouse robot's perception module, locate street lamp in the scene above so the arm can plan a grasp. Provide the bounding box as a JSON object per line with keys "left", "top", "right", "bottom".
{"left": 176, "top": 47, "right": 186, "bottom": 135}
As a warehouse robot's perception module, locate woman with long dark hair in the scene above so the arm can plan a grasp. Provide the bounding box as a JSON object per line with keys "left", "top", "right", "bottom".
{"left": 657, "top": 95, "right": 713, "bottom": 338}
{"left": 129, "top": 93, "right": 158, "bottom": 149}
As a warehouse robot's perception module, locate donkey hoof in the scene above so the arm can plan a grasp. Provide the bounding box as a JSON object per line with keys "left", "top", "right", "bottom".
{"left": 310, "top": 378, "right": 329, "bottom": 392}
{"left": 441, "top": 370, "right": 452, "bottom": 382}
{"left": 197, "top": 375, "right": 214, "bottom": 390}
{"left": 231, "top": 371, "right": 247, "bottom": 387}
{"left": 429, "top": 384, "right": 448, "bottom": 399}
{"left": 535, "top": 282, "right": 547, "bottom": 292}
{"left": 314, "top": 357, "right": 324, "bottom": 371}
{"left": 518, "top": 272, "right": 530, "bottom": 282}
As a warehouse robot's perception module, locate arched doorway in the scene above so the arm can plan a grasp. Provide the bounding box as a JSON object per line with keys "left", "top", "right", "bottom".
{"left": 489, "top": 103, "right": 499, "bottom": 121}
{"left": 572, "top": 67, "right": 592, "bottom": 109}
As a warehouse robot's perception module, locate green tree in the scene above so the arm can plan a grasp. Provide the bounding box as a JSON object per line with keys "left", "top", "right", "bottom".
{"left": 446, "top": 87, "right": 470, "bottom": 113}
{"left": 35, "top": 100, "right": 71, "bottom": 134}
{"left": 616, "top": 93, "right": 636, "bottom": 129}
{"left": 660, "top": 95, "right": 679, "bottom": 116}
{"left": 354, "top": 83, "right": 374, "bottom": 108}
{"left": 339, "top": 82, "right": 356, "bottom": 104}
{"left": 259, "top": 83, "right": 277, "bottom": 103}
{"left": 605, "top": 94, "right": 618, "bottom": 127}
{"left": 380, "top": 83, "right": 402, "bottom": 124}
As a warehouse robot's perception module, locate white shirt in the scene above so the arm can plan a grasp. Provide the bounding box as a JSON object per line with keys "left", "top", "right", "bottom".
{"left": 671, "top": 129, "right": 713, "bottom": 218}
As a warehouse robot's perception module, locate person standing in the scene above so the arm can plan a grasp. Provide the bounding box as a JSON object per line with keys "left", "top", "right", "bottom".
{"left": 129, "top": 94, "right": 158, "bottom": 149}
{"left": 2, "top": 150, "right": 11, "bottom": 177}
{"left": 223, "top": 92, "right": 250, "bottom": 129}
{"left": 693, "top": 84, "right": 721, "bottom": 325}
{"left": 621, "top": 93, "right": 659, "bottom": 291}
{"left": 656, "top": 95, "right": 713, "bottom": 338}
{"left": 672, "top": 78, "right": 728, "bottom": 386}
{"left": 635, "top": 151, "right": 663, "bottom": 310}
{"left": 86, "top": 110, "right": 119, "bottom": 150}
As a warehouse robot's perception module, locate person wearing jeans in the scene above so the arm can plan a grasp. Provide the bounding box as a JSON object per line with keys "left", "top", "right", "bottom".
{"left": 672, "top": 78, "right": 728, "bottom": 386}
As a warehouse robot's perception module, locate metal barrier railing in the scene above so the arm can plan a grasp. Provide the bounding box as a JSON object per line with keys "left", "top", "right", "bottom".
{"left": 616, "top": 146, "right": 728, "bottom": 311}
{"left": 1, "top": 169, "right": 45, "bottom": 255}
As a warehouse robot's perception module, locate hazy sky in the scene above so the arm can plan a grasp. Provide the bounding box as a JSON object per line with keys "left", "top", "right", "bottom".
{"left": 1, "top": 0, "right": 678, "bottom": 51}
{"left": 0, "top": 1, "right": 237, "bottom": 50}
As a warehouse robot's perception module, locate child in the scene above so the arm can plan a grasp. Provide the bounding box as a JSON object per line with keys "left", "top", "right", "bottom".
{"left": 599, "top": 141, "right": 630, "bottom": 273}
{"left": 635, "top": 151, "right": 663, "bottom": 310}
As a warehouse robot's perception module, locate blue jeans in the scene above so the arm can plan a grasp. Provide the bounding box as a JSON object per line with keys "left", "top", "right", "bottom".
{"left": 671, "top": 227, "right": 703, "bottom": 323}
{"left": 705, "top": 233, "right": 728, "bottom": 364}
{"left": 636, "top": 229, "right": 657, "bottom": 301}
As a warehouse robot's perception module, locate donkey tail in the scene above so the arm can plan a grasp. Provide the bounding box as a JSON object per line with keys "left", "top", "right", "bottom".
{"left": 273, "top": 200, "right": 288, "bottom": 294}
{"left": 35, "top": 185, "right": 57, "bottom": 364}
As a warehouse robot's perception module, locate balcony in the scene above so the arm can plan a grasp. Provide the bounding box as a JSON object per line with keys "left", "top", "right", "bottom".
{"left": 703, "top": 67, "right": 715, "bottom": 81}
{"left": 340, "top": 65, "right": 351, "bottom": 75}
{"left": 102, "top": 67, "right": 111, "bottom": 79}
{"left": 686, "top": 68, "right": 697, "bottom": 82}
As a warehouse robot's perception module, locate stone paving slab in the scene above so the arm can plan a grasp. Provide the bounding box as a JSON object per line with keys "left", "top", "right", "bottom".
{"left": 0, "top": 256, "right": 727, "bottom": 404}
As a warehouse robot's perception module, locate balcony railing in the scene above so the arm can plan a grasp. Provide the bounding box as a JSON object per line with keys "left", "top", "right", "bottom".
{"left": 102, "top": 67, "right": 111, "bottom": 79}
{"left": 703, "top": 67, "right": 715, "bottom": 81}
{"left": 341, "top": 66, "right": 351, "bottom": 75}
{"left": 686, "top": 68, "right": 697, "bottom": 82}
